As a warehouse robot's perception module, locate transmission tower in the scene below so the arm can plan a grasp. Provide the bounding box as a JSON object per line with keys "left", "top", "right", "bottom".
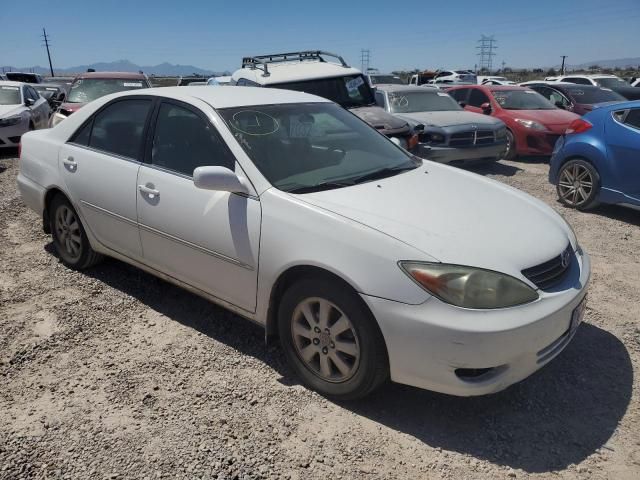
{"left": 41, "top": 28, "right": 54, "bottom": 77}
{"left": 476, "top": 35, "right": 497, "bottom": 73}
{"left": 360, "top": 49, "right": 371, "bottom": 74}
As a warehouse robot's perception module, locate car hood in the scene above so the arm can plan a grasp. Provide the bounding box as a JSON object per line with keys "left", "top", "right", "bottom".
{"left": 394, "top": 110, "right": 502, "bottom": 128}
{"left": 58, "top": 102, "right": 86, "bottom": 114}
{"left": 349, "top": 105, "right": 411, "bottom": 135}
{"left": 0, "top": 105, "right": 26, "bottom": 118}
{"left": 296, "top": 162, "right": 572, "bottom": 278}
{"left": 503, "top": 108, "right": 579, "bottom": 126}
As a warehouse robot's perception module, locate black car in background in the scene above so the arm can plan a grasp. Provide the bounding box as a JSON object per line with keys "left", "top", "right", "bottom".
{"left": 525, "top": 82, "right": 626, "bottom": 115}
{"left": 5, "top": 72, "right": 43, "bottom": 83}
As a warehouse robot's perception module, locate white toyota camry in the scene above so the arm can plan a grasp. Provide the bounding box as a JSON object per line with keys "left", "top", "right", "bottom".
{"left": 17, "top": 87, "right": 590, "bottom": 399}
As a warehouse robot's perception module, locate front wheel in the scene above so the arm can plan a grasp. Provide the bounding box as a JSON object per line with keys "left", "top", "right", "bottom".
{"left": 49, "top": 194, "right": 103, "bottom": 269}
{"left": 556, "top": 159, "right": 600, "bottom": 210}
{"left": 278, "top": 278, "right": 389, "bottom": 400}
{"left": 504, "top": 129, "right": 517, "bottom": 160}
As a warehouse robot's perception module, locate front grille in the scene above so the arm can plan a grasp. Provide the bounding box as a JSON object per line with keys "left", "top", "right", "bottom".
{"left": 0, "top": 139, "right": 5, "bottom": 145}
{"left": 8, "top": 136, "right": 21, "bottom": 144}
{"left": 448, "top": 130, "right": 496, "bottom": 147}
{"left": 522, "top": 244, "right": 573, "bottom": 290}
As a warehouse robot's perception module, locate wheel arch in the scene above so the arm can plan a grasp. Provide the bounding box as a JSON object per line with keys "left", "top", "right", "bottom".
{"left": 42, "top": 186, "right": 69, "bottom": 234}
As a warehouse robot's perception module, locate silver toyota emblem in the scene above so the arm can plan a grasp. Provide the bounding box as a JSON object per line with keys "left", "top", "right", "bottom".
{"left": 561, "top": 250, "right": 571, "bottom": 268}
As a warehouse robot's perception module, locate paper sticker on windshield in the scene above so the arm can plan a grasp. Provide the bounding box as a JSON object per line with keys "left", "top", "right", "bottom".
{"left": 524, "top": 90, "right": 537, "bottom": 93}
{"left": 229, "top": 110, "right": 280, "bottom": 136}
{"left": 437, "top": 92, "right": 449, "bottom": 96}
{"left": 345, "top": 76, "right": 364, "bottom": 94}
{"left": 123, "top": 82, "right": 143, "bottom": 87}
{"left": 1, "top": 86, "right": 19, "bottom": 90}
{"left": 289, "top": 114, "right": 314, "bottom": 138}
{"left": 45, "top": 88, "right": 57, "bottom": 91}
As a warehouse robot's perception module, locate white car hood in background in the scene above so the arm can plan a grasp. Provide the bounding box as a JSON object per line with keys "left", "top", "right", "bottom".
{"left": 0, "top": 105, "right": 25, "bottom": 118}
{"left": 395, "top": 110, "right": 501, "bottom": 128}
{"left": 297, "top": 163, "right": 571, "bottom": 278}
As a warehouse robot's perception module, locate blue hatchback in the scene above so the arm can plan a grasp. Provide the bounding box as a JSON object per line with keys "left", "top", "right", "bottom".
{"left": 549, "top": 100, "right": 640, "bottom": 210}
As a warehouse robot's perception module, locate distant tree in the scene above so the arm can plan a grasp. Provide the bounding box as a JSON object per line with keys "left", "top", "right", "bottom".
{"left": 533, "top": 68, "right": 543, "bottom": 74}
{"left": 589, "top": 65, "right": 600, "bottom": 72}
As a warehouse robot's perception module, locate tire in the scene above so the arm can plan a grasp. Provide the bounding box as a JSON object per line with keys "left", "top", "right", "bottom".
{"left": 504, "top": 129, "right": 517, "bottom": 160}
{"left": 556, "top": 158, "right": 600, "bottom": 210}
{"left": 49, "top": 194, "right": 103, "bottom": 269}
{"left": 278, "top": 277, "right": 389, "bottom": 400}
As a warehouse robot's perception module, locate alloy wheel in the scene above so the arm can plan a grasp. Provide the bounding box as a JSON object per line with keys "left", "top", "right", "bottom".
{"left": 54, "top": 205, "right": 82, "bottom": 259}
{"left": 558, "top": 163, "right": 594, "bottom": 207}
{"left": 291, "top": 297, "right": 360, "bottom": 383}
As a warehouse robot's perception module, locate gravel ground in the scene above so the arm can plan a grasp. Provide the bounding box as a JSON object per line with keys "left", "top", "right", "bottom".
{"left": 1, "top": 150, "right": 639, "bottom": 480}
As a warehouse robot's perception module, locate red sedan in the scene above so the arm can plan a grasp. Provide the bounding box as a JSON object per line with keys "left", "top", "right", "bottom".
{"left": 446, "top": 85, "right": 580, "bottom": 159}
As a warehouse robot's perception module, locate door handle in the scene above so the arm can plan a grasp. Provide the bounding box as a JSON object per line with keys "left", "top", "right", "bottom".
{"left": 62, "top": 156, "right": 77, "bottom": 171}
{"left": 138, "top": 184, "right": 160, "bottom": 198}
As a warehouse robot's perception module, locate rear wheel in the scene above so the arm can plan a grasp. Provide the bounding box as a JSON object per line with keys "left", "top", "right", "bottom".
{"left": 556, "top": 159, "right": 600, "bottom": 210}
{"left": 49, "top": 195, "right": 103, "bottom": 269}
{"left": 278, "top": 278, "right": 389, "bottom": 400}
{"left": 504, "top": 129, "right": 517, "bottom": 160}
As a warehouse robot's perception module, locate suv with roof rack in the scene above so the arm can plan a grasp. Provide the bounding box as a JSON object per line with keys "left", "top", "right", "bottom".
{"left": 231, "top": 51, "right": 417, "bottom": 150}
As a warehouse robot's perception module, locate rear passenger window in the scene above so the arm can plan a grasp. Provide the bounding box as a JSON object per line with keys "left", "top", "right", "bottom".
{"left": 151, "top": 102, "right": 235, "bottom": 176}
{"left": 89, "top": 100, "right": 151, "bottom": 159}
{"left": 469, "top": 89, "right": 490, "bottom": 107}
{"left": 70, "top": 121, "right": 92, "bottom": 146}
{"left": 624, "top": 109, "right": 640, "bottom": 129}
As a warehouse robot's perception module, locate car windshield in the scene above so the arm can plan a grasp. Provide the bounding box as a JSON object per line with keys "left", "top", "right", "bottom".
{"left": 491, "top": 90, "right": 555, "bottom": 110}
{"left": 270, "top": 75, "right": 376, "bottom": 108}
{"left": 0, "top": 85, "right": 21, "bottom": 105}
{"left": 565, "top": 86, "right": 625, "bottom": 104}
{"left": 371, "top": 75, "right": 404, "bottom": 85}
{"left": 595, "top": 77, "right": 630, "bottom": 88}
{"left": 388, "top": 90, "right": 461, "bottom": 113}
{"left": 67, "top": 78, "right": 147, "bottom": 103}
{"left": 218, "top": 102, "right": 418, "bottom": 193}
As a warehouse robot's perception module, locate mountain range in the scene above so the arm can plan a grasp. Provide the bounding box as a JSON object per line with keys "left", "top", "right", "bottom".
{"left": 1, "top": 59, "right": 229, "bottom": 77}
{"left": 560, "top": 57, "right": 640, "bottom": 70}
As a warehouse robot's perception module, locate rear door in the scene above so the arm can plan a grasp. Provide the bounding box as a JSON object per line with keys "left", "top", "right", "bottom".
{"left": 607, "top": 108, "right": 640, "bottom": 198}
{"left": 58, "top": 97, "right": 154, "bottom": 258}
{"left": 136, "top": 99, "right": 261, "bottom": 312}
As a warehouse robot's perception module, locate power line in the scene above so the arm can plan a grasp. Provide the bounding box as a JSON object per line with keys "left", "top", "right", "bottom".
{"left": 41, "top": 28, "right": 54, "bottom": 77}
{"left": 360, "top": 49, "right": 370, "bottom": 74}
{"left": 476, "top": 35, "right": 497, "bottom": 73}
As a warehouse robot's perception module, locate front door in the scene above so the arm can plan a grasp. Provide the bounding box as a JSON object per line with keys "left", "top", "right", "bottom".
{"left": 607, "top": 108, "right": 640, "bottom": 199}
{"left": 59, "top": 98, "right": 153, "bottom": 258}
{"left": 136, "top": 100, "right": 261, "bottom": 312}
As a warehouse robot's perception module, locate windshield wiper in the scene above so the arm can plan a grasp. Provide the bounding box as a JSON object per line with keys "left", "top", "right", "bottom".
{"left": 286, "top": 180, "right": 355, "bottom": 194}
{"left": 349, "top": 164, "right": 418, "bottom": 184}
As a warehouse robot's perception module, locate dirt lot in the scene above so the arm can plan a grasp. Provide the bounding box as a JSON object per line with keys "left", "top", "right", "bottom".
{"left": 1, "top": 150, "right": 638, "bottom": 480}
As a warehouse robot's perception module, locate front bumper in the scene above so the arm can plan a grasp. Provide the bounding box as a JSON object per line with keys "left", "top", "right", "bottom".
{"left": 517, "top": 129, "right": 563, "bottom": 156}
{"left": 363, "top": 248, "right": 590, "bottom": 396}
{"left": 416, "top": 140, "right": 507, "bottom": 164}
{"left": 0, "top": 118, "right": 29, "bottom": 148}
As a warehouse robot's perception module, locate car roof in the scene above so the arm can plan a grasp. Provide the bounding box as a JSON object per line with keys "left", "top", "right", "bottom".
{"left": 591, "top": 99, "right": 640, "bottom": 111}
{"left": 74, "top": 71, "right": 148, "bottom": 80}
{"left": 116, "top": 86, "right": 332, "bottom": 109}
{"left": 234, "top": 60, "right": 361, "bottom": 84}
{"left": 0, "top": 80, "right": 26, "bottom": 88}
{"left": 560, "top": 74, "right": 619, "bottom": 79}
{"left": 376, "top": 85, "right": 438, "bottom": 94}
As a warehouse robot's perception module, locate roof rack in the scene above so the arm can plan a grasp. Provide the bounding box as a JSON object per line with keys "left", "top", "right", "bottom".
{"left": 241, "top": 50, "right": 350, "bottom": 77}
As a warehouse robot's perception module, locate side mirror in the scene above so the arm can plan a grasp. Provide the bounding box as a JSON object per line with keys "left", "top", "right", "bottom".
{"left": 193, "top": 166, "right": 250, "bottom": 194}
{"left": 25, "top": 98, "right": 36, "bottom": 107}
{"left": 480, "top": 102, "right": 492, "bottom": 114}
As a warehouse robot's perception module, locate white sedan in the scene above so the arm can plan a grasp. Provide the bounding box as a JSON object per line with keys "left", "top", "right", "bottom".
{"left": 17, "top": 87, "right": 590, "bottom": 399}
{"left": 1, "top": 81, "right": 51, "bottom": 148}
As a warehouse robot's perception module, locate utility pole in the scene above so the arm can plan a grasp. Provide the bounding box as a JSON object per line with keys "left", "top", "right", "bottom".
{"left": 360, "top": 49, "right": 370, "bottom": 74}
{"left": 560, "top": 55, "right": 568, "bottom": 75}
{"left": 42, "top": 28, "right": 54, "bottom": 77}
{"left": 476, "top": 35, "right": 497, "bottom": 73}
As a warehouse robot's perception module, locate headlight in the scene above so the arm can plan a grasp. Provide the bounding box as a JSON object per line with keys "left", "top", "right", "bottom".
{"left": 50, "top": 111, "right": 67, "bottom": 127}
{"left": 400, "top": 262, "right": 539, "bottom": 309}
{"left": 0, "top": 115, "right": 23, "bottom": 127}
{"left": 514, "top": 118, "right": 546, "bottom": 130}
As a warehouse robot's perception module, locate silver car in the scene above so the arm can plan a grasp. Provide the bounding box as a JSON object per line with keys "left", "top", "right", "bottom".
{"left": 375, "top": 85, "right": 507, "bottom": 164}
{"left": 0, "top": 81, "right": 51, "bottom": 148}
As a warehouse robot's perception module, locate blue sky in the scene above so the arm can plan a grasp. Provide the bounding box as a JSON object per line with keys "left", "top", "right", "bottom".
{"left": 1, "top": 0, "right": 639, "bottom": 72}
